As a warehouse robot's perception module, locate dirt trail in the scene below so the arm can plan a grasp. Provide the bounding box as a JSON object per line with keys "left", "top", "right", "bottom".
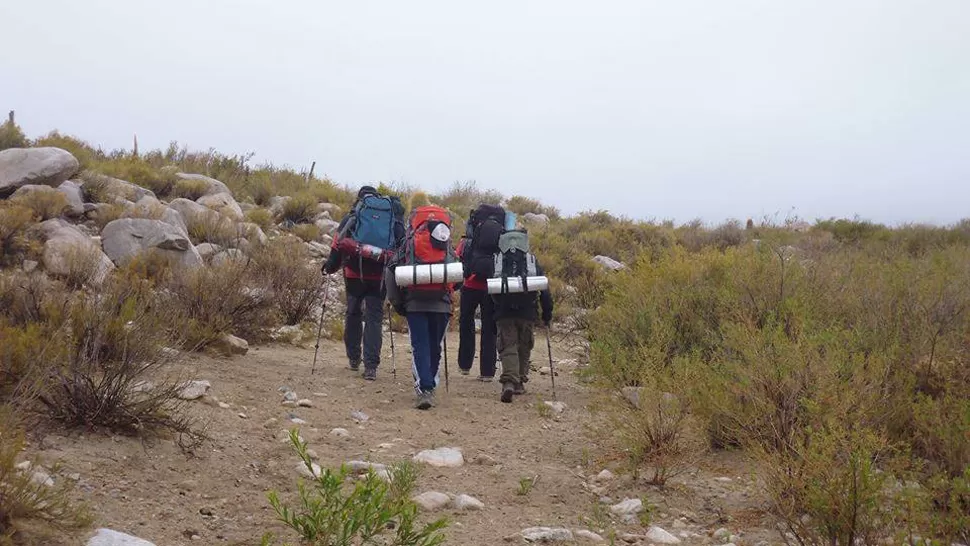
{"left": 32, "top": 332, "right": 776, "bottom": 545}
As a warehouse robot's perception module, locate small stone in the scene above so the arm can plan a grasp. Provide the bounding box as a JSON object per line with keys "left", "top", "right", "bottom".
{"left": 619, "top": 534, "right": 645, "bottom": 544}
{"left": 14, "top": 461, "right": 31, "bottom": 472}
{"left": 595, "top": 469, "right": 615, "bottom": 482}
{"left": 296, "top": 462, "right": 322, "bottom": 479}
{"left": 281, "top": 400, "right": 297, "bottom": 407}
{"left": 543, "top": 401, "right": 567, "bottom": 414}
{"left": 713, "top": 528, "right": 731, "bottom": 541}
{"left": 574, "top": 529, "right": 605, "bottom": 542}
{"left": 262, "top": 418, "right": 278, "bottom": 429}
{"left": 22, "top": 259, "right": 38, "bottom": 273}
{"left": 729, "top": 535, "right": 741, "bottom": 544}
{"left": 672, "top": 519, "right": 688, "bottom": 529}
{"left": 412, "top": 491, "right": 451, "bottom": 511}
{"left": 714, "top": 476, "right": 733, "bottom": 483}
{"left": 31, "top": 470, "right": 54, "bottom": 487}
{"left": 218, "top": 402, "right": 231, "bottom": 409}
{"left": 237, "top": 413, "right": 248, "bottom": 419}
{"left": 306, "top": 449, "right": 320, "bottom": 461}
{"left": 290, "top": 417, "right": 308, "bottom": 425}
{"left": 68, "top": 473, "right": 81, "bottom": 481}
{"left": 452, "top": 494, "right": 485, "bottom": 511}
{"left": 350, "top": 410, "right": 369, "bottom": 422}
{"left": 645, "top": 526, "right": 682, "bottom": 544}
{"left": 282, "top": 391, "right": 298, "bottom": 402}
{"left": 413, "top": 447, "right": 464, "bottom": 468}
{"left": 297, "top": 399, "right": 313, "bottom": 408}
{"left": 520, "top": 527, "right": 574, "bottom": 542}
{"left": 538, "top": 367, "right": 558, "bottom": 376}
{"left": 330, "top": 428, "right": 350, "bottom": 437}
{"left": 177, "top": 380, "right": 211, "bottom": 401}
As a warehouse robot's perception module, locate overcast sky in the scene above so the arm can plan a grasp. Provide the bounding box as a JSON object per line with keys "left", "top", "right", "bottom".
{"left": 2, "top": 1, "right": 968, "bottom": 224}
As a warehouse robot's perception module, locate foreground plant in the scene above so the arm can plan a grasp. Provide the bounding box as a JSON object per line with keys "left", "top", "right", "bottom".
{"left": 264, "top": 430, "right": 447, "bottom": 546}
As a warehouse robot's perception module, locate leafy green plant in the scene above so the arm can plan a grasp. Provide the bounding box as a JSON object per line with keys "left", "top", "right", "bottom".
{"left": 265, "top": 430, "right": 447, "bottom": 546}
{"left": 516, "top": 476, "right": 537, "bottom": 496}
{"left": 280, "top": 193, "right": 318, "bottom": 224}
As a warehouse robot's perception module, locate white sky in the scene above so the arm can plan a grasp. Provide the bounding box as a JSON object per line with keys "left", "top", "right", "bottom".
{"left": 2, "top": 0, "right": 968, "bottom": 224}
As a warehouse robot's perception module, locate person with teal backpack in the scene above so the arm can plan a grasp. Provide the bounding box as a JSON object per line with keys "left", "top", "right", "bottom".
{"left": 324, "top": 186, "right": 406, "bottom": 380}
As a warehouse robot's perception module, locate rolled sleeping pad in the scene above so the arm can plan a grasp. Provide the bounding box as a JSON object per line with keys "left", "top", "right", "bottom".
{"left": 487, "top": 276, "right": 549, "bottom": 294}
{"left": 395, "top": 263, "right": 465, "bottom": 287}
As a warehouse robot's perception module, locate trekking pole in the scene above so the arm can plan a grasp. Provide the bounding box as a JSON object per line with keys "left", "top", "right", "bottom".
{"left": 545, "top": 323, "right": 557, "bottom": 400}
{"left": 442, "top": 317, "right": 450, "bottom": 393}
{"left": 386, "top": 303, "right": 397, "bottom": 378}
{"left": 311, "top": 275, "right": 332, "bottom": 375}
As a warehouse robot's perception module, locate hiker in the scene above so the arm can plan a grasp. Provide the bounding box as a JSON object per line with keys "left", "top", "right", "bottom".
{"left": 323, "top": 186, "right": 405, "bottom": 380}
{"left": 385, "top": 204, "right": 461, "bottom": 410}
{"left": 455, "top": 204, "right": 506, "bottom": 381}
{"left": 488, "top": 225, "right": 553, "bottom": 403}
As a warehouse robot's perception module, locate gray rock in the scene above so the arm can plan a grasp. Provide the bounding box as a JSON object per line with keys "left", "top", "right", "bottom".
{"left": 11, "top": 184, "right": 69, "bottom": 214}
{"left": 645, "top": 526, "right": 682, "bottom": 544}
{"left": 83, "top": 174, "right": 155, "bottom": 203}
{"left": 177, "top": 380, "right": 211, "bottom": 400}
{"left": 713, "top": 528, "right": 731, "bottom": 541}
{"left": 317, "top": 202, "right": 341, "bottom": 217}
{"left": 296, "top": 461, "right": 323, "bottom": 479}
{"left": 452, "top": 493, "right": 485, "bottom": 511}
{"left": 0, "top": 147, "right": 79, "bottom": 196}
{"left": 176, "top": 173, "right": 232, "bottom": 197}
{"left": 574, "top": 530, "right": 605, "bottom": 542}
{"left": 197, "top": 192, "right": 243, "bottom": 220}
{"left": 283, "top": 391, "right": 298, "bottom": 402}
{"left": 58, "top": 180, "right": 86, "bottom": 216}
{"left": 268, "top": 195, "right": 291, "bottom": 216}
{"left": 544, "top": 401, "right": 567, "bottom": 414}
{"left": 86, "top": 528, "right": 156, "bottom": 546}
{"left": 522, "top": 212, "right": 550, "bottom": 225}
{"left": 351, "top": 410, "right": 370, "bottom": 423}
{"left": 521, "top": 527, "right": 574, "bottom": 542}
{"left": 610, "top": 498, "right": 643, "bottom": 523}
{"left": 195, "top": 243, "right": 223, "bottom": 260}
{"left": 297, "top": 399, "right": 313, "bottom": 408}
{"left": 592, "top": 255, "right": 625, "bottom": 271}
{"left": 31, "top": 219, "right": 114, "bottom": 285}
{"left": 330, "top": 428, "right": 350, "bottom": 437}
{"left": 414, "top": 447, "right": 464, "bottom": 468}
{"left": 212, "top": 249, "right": 247, "bottom": 267}
{"left": 168, "top": 197, "right": 217, "bottom": 225}
{"left": 594, "top": 469, "right": 615, "bottom": 482}
{"left": 412, "top": 491, "right": 451, "bottom": 512}
{"left": 22, "top": 259, "right": 38, "bottom": 273}
{"left": 238, "top": 222, "right": 268, "bottom": 245}
{"left": 621, "top": 386, "right": 643, "bottom": 408}
{"left": 212, "top": 333, "right": 248, "bottom": 356}
{"left": 101, "top": 218, "right": 202, "bottom": 268}
{"left": 159, "top": 206, "right": 188, "bottom": 235}
{"left": 315, "top": 218, "right": 340, "bottom": 236}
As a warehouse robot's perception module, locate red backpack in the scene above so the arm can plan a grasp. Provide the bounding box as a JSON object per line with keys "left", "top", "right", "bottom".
{"left": 402, "top": 205, "right": 458, "bottom": 291}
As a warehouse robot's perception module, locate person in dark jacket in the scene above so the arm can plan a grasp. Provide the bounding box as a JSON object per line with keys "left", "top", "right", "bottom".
{"left": 384, "top": 266, "right": 456, "bottom": 410}
{"left": 492, "top": 259, "right": 553, "bottom": 404}
{"left": 322, "top": 186, "right": 404, "bottom": 380}
{"left": 455, "top": 236, "right": 498, "bottom": 381}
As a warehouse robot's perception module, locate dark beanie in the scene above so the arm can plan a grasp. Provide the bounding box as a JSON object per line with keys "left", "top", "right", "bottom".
{"left": 358, "top": 185, "right": 378, "bottom": 198}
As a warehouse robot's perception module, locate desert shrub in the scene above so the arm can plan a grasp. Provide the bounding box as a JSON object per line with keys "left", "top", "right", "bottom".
{"left": 290, "top": 223, "right": 322, "bottom": 243}
{"left": 0, "top": 204, "right": 37, "bottom": 265}
{"left": 167, "top": 260, "right": 276, "bottom": 348}
{"left": 280, "top": 192, "right": 318, "bottom": 224}
{"left": 96, "top": 156, "right": 178, "bottom": 197}
{"left": 60, "top": 244, "right": 107, "bottom": 290}
{"left": 250, "top": 240, "right": 324, "bottom": 325}
{"left": 0, "top": 272, "right": 70, "bottom": 329}
{"left": 245, "top": 208, "right": 274, "bottom": 232}
{"left": 37, "top": 276, "right": 198, "bottom": 440}
{"left": 246, "top": 172, "right": 276, "bottom": 207}
{"left": 32, "top": 131, "right": 99, "bottom": 170}
{"left": 434, "top": 180, "right": 503, "bottom": 213}
{"left": 119, "top": 249, "right": 176, "bottom": 285}
{"left": 186, "top": 211, "right": 238, "bottom": 247}
{"left": 10, "top": 189, "right": 69, "bottom": 221}
{"left": 0, "top": 407, "right": 92, "bottom": 542}
{"left": 814, "top": 217, "right": 888, "bottom": 244}
{"left": 506, "top": 195, "right": 560, "bottom": 220}
{"left": 88, "top": 203, "right": 125, "bottom": 231}
{"left": 171, "top": 178, "right": 209, "bottom": 200}
{"left": 0, "top": 120, "right": 28, "bottom": 151}
{"left": 264, "top": 430, "right": 448, "bottom": 546}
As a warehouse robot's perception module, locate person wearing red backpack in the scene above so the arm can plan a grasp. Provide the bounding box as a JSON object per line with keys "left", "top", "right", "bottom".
{"left": 323, "top": 186, "right": 405, "bottom": 380}
{"left": 385, "top": 205, "right": 461, "bottom": 410}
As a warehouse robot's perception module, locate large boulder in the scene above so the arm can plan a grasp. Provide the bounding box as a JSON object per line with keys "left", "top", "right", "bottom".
{"left": 268, "top": 195, "right": 291, "bottom": 216}
{"left": 175, "top": 173, "right": 231, "bottom": 197}
{"left": 10, "top": 185, "right": 70, "bottom": 216}
{"left": 168, "top": 197, "right": 214, "bottom": 225}
{"left": 522, "top": 212, "right": 550, "bottom": 225}
{"left": 0, "top": 147, "right": 79, "bottom": 197}
{"left": 237, "top": 222, "right": 268, "bottom": 245}
{"left": 30, "top": 219, "right": 114, "bottom": 285}
{"left": 315, "top": 218, "right": 340, "bottom": 236}
{"left": 101, "top": 218, "right": 202, "bottom": 268}
{"left": 57, "top": 180, "right": 86, "bottom": 216}
{"left": 592, "top": 255, "right": 625, "bottom": 271}
{"left": 82, "top": 174, "right": 156, "bottom": 203}
{"left": 197, "top": 192, "right": 243, "bottom": 220}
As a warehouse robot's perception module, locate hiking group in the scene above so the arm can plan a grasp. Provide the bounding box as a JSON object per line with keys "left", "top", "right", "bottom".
{"left": 322, "top": 186, "right": 554, "bottom": 410}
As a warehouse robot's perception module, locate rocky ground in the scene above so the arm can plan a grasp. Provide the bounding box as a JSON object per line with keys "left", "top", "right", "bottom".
{"left": 27, "top": 331, "right": 780, "bottom": 546}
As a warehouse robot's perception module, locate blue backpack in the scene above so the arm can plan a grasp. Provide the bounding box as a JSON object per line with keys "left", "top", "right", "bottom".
{"left": 350, "top": 194, "right": 401, "bottom": 250}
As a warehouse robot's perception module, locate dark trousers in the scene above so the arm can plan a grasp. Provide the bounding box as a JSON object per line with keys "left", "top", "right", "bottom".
{"left": 407, "top": 312, "right": 449, "bottom": 393}
{"left": 497, "top": 318, "right": 535, "bottom": 386}
{"left": 458, "top": 286, "right": 497, "bottom": 377}
{"left": 345, "top": 277, "right": 384, "bottom": 369}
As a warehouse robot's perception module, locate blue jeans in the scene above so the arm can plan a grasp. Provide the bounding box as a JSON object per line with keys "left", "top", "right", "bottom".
{"left": 407, "top": 312, "right": 450, "bottom": 393}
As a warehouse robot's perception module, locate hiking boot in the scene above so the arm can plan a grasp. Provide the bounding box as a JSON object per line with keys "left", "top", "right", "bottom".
{"left": 513, "top": 383, "right": 526, "bottom": 395}
{"left": 478, "top": 376, "right": 494, "bottom": 383}
{"left": 415, "top": 391, "right": 433, "bottom": 410}
{"left": 459, "top": 369, "right": 470, "bottom": 376}
{"left": 348, "top": 360, "right": 361, "bottom": 372}
{"left": 362, "top": 368, "right": 377, "bottom": 381}
{"left": 500, "top": 383, "right": 515, "bottom": 403}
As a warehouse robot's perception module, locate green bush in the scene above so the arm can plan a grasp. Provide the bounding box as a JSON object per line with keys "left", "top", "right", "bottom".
{"left": 0, "top": 204, "right": 37, "bottom": 266}
{"left": 33, "top": 131, "right": 99, "bottom": 170}
{"left": 280, "top": 192, "right": 318, "bottom": 224}
{"left": 245, "top": 208, "right": 274, "bottom": 231}
{"left": 96, "top": 156, "right": 178, "bottom": 197}
{"left": 10, "top": 189, "right": 69, "bottom": 221}
{"left": 264, "top": 430, "right": 447, "bottom": 546}
{"left": 0, "top": 121, "right": 28, "bottom": 151}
